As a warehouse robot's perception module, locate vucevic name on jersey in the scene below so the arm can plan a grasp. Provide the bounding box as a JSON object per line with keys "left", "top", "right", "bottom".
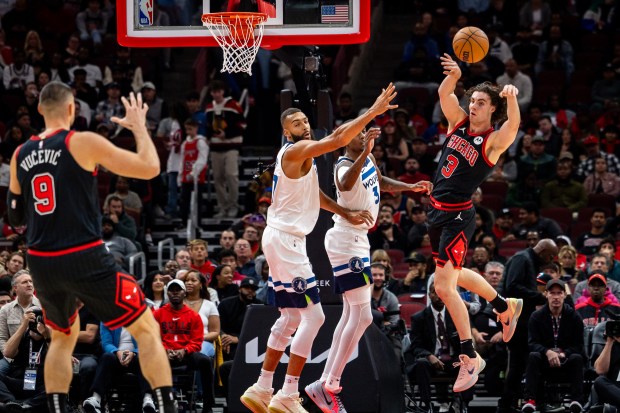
{"left": 431, "top": 118, "right": 495, "bottom": 205}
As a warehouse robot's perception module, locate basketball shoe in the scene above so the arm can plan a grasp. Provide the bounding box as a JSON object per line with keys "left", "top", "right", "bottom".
{"left": 240, "top": 383, "right": 274, "bottom": 413}
{"left": 268, "top": 390, "right": 308, "bottom": 413}
{"left": 495, "top": 297, "right": 523, "bottom": 342}
{"left": 452, "top": 352, "right": 486, "bottom": 393}
{"left": 305, "top": 380, "right": 348, "bottom": 413}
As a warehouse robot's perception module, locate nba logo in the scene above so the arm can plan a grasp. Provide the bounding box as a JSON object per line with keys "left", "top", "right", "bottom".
{"left": 139, "top": 0, "right": 153, "bottom": 26}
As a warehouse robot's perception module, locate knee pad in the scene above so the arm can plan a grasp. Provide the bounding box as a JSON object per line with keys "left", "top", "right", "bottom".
{"left": 267, "top": 308, "right": 302, "bottom": 351}
{"left": 290, "top": 304, "right": 325, "bottom": 358}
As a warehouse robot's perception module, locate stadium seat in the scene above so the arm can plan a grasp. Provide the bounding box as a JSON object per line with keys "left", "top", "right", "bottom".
{"left": 400, "top": 302, "right": 426, "bottom": 330}
{"left": 480, "top": 194, "right": 504, "bottom": 213}
{"left": 587, "top": 194, "right": 616, "bottom": 216}
{"left": 540, "top": 207, "right": 572, "bottom": 228}
{"left": 386, "top": 249, "right": 405, "bottom": 265}
{"left": 499, "top": 239, "right": 527, "bottom": 249}
{"left": 480, "top": 181, "right": 509, "bottom": 199}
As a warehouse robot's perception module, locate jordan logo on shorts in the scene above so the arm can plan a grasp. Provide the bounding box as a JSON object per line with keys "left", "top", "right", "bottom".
{"left": 455, "top": 212, "right": 463, "bottom": 221}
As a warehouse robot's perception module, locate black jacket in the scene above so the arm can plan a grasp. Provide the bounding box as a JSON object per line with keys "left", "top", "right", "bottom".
{"left": 408, "top": 306, "right": 460, "bottom": 360}
{"left": 500, "top": 248, "right": 547, "bottom": 321}
{"left": 528, "top": 303, "right": 585, "bottom": 359}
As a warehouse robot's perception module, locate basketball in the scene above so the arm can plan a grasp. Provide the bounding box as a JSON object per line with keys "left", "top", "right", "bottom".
{"left": 452, "top": 26, "right": 489, "bottom": 64}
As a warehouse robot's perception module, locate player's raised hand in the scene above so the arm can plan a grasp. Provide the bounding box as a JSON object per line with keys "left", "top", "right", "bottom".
{"left": 345, "top": 209, "right": 374, "bottom": 226}
{"left": 368, "top": 83, "right": 398, "bottom": 116}
{"left": 499, "top": 84, "right": 519, "bottom": 98}
{"left": 362, "top": 127, "right": 380, "bottom": 154}
{"left": 409, "top": 181, "right": 433, "bottom": 194}
{"left": 440, "top": 53, "right": 462, "bottom": 79}
{"left": 111, "top": 92, "right": 150, "bottom": 132}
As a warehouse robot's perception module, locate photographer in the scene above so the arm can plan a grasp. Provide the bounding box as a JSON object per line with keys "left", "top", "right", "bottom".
{"left": 0, "top": 305, "right": 50, "bottom": 411}
{"left": 592, "top": 320, "right": 620, "bottom": 407}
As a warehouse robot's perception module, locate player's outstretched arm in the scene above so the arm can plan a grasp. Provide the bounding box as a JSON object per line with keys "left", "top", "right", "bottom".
{"left": 337, "top": 128, "right": 380, "bottom": 192}
{"left": 286, "top": 84, "right": 397, "bottom": 163}
{"left": 490, "top": 84, "right": 521, "bottom": 155}
{"left": 69, "top": 92, "right": 160, "bottom": 180}
{"left": 367, "top": 150, "right": 433, "bottom": 195}
{"left": 438, "top": 53, "right": 467, "bottom": 129}
{"left": 319, "top": 189, "right": 374, "bottom": 226}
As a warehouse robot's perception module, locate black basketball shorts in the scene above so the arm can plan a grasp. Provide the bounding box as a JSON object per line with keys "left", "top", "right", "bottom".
{"left": 27, "top": 240, "right": 147, "bottom": 334}
{"left": 427, "top": 206, "right": 476, "bottom": 270}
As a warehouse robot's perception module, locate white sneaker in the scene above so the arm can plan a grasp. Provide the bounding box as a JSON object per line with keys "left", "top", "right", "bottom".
{"left": 240, "top": 383, "right": 274, "bottom": 413}
{"left": 305, "top": 380, "right": 347, "bottom": 413}
{"left": 227, "top": 207, "right": 239, "bottom": 218}
{"left": 452, "top": 352, "right": 486, "bottom": 393}
{"left": 142, "top": 396, "right": 156, "bottom": 413}
{"left": 82, "top": 397, "right": 102, "bottom": 413}
{"left": 268, "top": 390, "right": 308, "bottom": 413}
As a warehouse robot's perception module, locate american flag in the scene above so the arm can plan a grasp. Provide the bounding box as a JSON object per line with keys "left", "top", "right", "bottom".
{"left": 321, "top": 4, "right": 349, "bottom": 23}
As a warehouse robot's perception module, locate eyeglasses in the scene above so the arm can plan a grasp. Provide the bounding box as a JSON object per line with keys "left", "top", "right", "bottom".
{"left": 487, "top": 271, "right": 502, "bottom": 275}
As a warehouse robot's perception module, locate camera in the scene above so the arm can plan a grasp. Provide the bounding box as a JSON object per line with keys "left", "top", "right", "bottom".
{"left": 28, "top": 307, "right": 44, "bottom": 333}
{"left": 605, "top": 320, "right": 620, "bottom": 339}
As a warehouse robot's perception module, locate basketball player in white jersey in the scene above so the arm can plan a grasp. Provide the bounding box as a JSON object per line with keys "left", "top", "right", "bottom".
{"left": 305, "top": 127, "right": 432, "bottom": 412}
{"left": 240, "top": 84, "right": 398, "bottom": 413}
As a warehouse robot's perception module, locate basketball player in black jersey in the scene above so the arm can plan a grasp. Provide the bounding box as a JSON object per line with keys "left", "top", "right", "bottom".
{"left": 8, "top": 82, "right": 177, "bottom": 413}
{"left": 429, "top": 54, "right": 524, "bottom": 393}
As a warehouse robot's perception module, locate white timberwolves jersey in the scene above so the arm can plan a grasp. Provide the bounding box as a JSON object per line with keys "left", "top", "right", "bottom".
{"left": 267, "top": 142, "right": 321, "bottom": 236}
{"left": 333, "top": 156, "right": 380, "bottom": 230}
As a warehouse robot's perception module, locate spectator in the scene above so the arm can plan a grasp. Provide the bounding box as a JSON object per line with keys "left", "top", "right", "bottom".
{"left": 23, "top": 30, "right": 47, "bottom": 68}
{"left": 558, "top": 245, "right": 586, "bottom": 285}
{"left": 601, "top": 124, "right": 620, "bottom": 158}
{"left": 175, "top": 249, "right": 191, "bottom": 270}
{"left": 72, "top": 68, "right": 99, "bottom": 110}
{"left": 369, "top": 207, "right": 407, "bottom": 252}
{"left": 575, "top": 273, "right": 620, "bottom": 327}
{"left": 397, "top": 157, "right": 431, "bottom": 200}
{"left": 213, "top": 230, "right": 236, "bottom": 262}
{"left": 152, "top": 280, "right": 215, "bottom": 413}
{"left": 0, "top": 291, "right": 11, "bottom": 309}
{"left": 388, "top": 252, "right": 429, "bottom": 296}
{"left": 143, "top": 271, "right": 169, "bottom": 309}
{"left": 76, "top": 0, "right": 111, "bottom": 48}
{"left": 3, "top": 49, "right": 33, "bottom": 91}
{"left": 525, "top": 230, "right": 540, "bottom": 248}
{"left": 470, "top": 245, "right": 492, "bottom": 274}
{"left": 577, "top": 135, "right": 620, "bottom": 180}
{"left": 105, "top": 196, "right": 137, "bottom": 243}
{"left": 403, "top": 205, "right": 429, "bottom": 251}
{"left": 94, "top": 82, "right": 124, "bottom": 131}
{"left": 370, "top": 263, "right": 402, "bottom": 358}
{"left": 521, "top": 279, "right": 585, "bottom": 413}
{"left": 519, "top": 0, "right": 551, "bottom": 35}
{"left": 514, "top": 203, "right": 563, "bottom": 240}
{"left": 517, "top": 135, "right": 557, "bottom": 184}
{"left": 497, "top": 239, "right": 558, "bottom": 411}
{"left": 103, "top": 47, "right": 145, "bottom": 95}
{"left": 574, "top": 255, "right": 620, "bottom": 303}
{"left": 598, "top": 238, "right": 620, "bottom": 283}
{"left": 492, "top": 208, "right": 516, "bottom": 242}
{"left": 205, "top": 80, "right": 246, "bottom": 219}
{"left": 68, "top": 47, "right": 103, "bottom": 90}
{"left": 410, "top": 136, "right": 437, "bottom": 176}
{"left": 592, "top": 320, "right": 620, "bottom": 408}
{"left": 583, "top": 155, "right": 620, "bottom": 198}
{"left": 0, "top": 251, "right": 24, "bottom": 293}
{"left": 370, "top": 249, "right": 393, "bottom": 280}
{"left": 82, "top": 323, "right": 155, "bottom": 413}
{"left": 471, "top": 187, "right": 495, "bottom": 233}
{"left": 177, "top": 119, "right": 208, "bottom": 230}
{"left": 486, "top": 24, "right": 513, "bottom": 64}
{"left": 234, "top": 239, "right": 258, "bottom": 280}
{"left": 405, "top": 280, "right": 473, "bottom": 412}
{"left": 536, "top": 116, "right": 562, "bottom": 156}
{"left": 185, "top": 91, "right": 206, "bottom": 136}
{"left": 496, "top": 59, "right": 532, "bottom": 112}
{"left": 402, "top": 21, "right": 440, "bottom": 62}
{"left": 333, "top": 92, "right": 356, "bottom": 127}
{"left": 141, "top": 82, "right": 166, "bottom": 134}
{"left": 254, "top": 255, "right": 269, "bottom": 304}
{"left": 72, "top": 301, "right": 101, "bottom": 406}
{"left": 103, "top": 177, "right": 143, "bottom": 217}
{"left": 510, "top": 29, "right": 539, "bottom": 75}
{"left": 540, "top": 161, "right": 587, "bottom": 213}
{"left": 241, "top": 225, "right": 260, "bottom": 258}
{"left": 592, "top": 63, "right": 620, "bottom": 112}
{"left": 575, "top": 208, "right": 612, "bottom": 256}
{"left": 209, "top": 265, "right": 239, "bottom": 301}
{"left": 101, "top": 216, "right": 137, "bottom": 272}
{"left": 535, "top": 25, "right": 575, "bottom": 79}
{"left": 188, "top": 239, "right": 216, "bottom": 281}
{"left": 183, "top": 270, "right": 220, "bottom": 358}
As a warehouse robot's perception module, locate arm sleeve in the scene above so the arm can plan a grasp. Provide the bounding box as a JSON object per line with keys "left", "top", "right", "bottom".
{"left": 410, "top": 314, "right": 431, "bottom": 359}
{"left": 192, "top": 137, "right": 209, "bottom": 177}
{"left": 503, "top": 255, "right": 546, "bottom": 303}
{"left": 0, "top": 307, "right": 9, "bottom": 353}
{"left": 187, "top": 312, "right": 204, "bottom": 353}
{"left": 564, "top": 312, "right": 584, "bottom": 357}
{"left": 528, "top": 313, "right": 548, "bottom": 355}
{"left": 100, "top": 323, "right": 118, "bottom": 354}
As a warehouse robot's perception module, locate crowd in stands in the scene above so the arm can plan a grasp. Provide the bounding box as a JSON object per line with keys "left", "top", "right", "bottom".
{"left": 0, "top": 0, "right": 618, "bottom": 412}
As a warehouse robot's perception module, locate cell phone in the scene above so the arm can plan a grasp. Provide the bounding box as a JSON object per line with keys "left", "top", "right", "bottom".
{"left": 122, "top": 352, "right": 129, "bottom": 362}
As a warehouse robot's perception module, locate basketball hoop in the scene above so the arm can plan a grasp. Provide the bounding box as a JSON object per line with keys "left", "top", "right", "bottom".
{"left": 202, "top": 12, "right": 268, "bottom": 75}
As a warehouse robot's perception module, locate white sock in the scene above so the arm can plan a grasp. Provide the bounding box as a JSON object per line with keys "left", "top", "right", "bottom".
{"left": 92, "top": 393, "right": 101, "bottom": 403}
{"left": 320, "top": 373, "right": 329, "bottom": 382}
{"left": 257, "top": 369, "right": 274, "bottom": 390}
{"left": 282, "top": 374, "right": 299, "bottom": 395}
{"left": 143, "top": 393, "right": 153, "bottom": 403}
{"left": 325, "top": 375, "right": 341, "bottom": 393}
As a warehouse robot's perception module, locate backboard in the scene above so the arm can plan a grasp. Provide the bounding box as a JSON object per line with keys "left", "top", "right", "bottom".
{"left": 117, "top": 0, "right": 371, "bottom": 49}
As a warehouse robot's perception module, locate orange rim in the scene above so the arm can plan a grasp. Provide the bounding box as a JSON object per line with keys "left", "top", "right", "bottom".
{"left": 201, "top": 12, "right": 268, "bottom": 27}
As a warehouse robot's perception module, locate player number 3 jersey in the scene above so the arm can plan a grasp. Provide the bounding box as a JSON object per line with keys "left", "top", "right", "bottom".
{"left": 333, "top": 156, "right": 379, "bottom": 230}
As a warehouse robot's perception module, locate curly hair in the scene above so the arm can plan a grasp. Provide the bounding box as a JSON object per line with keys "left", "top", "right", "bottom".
{"left": 464, "top": 82, "right": 507, "bottom": 125}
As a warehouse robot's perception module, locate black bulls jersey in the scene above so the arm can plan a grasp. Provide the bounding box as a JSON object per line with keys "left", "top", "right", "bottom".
{"left": 16, "top": 130, "right": 101, "bottom": 251}
{"left": 431, "top": 118, "right": 495, "bottom": 205}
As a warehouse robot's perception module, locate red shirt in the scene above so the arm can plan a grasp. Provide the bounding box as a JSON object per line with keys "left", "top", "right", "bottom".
{"left": 153, "top": 304, "right": 203, "bottom": 353}
{"left": 397, "top": 171, "right": 431, "bottom": 200}
{"left": 191, "top": 260, "right": 217, "bottom": 281}
{"left": 180, "top": 137, "right": 207, "bottom": 184}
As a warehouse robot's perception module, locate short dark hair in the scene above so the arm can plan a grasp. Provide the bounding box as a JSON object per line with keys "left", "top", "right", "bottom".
{"left": 541, "top": 262, "right": 559, "bottom": 273}
{"left": 521, "top": 202, "right": 539, "bottom": 216}
{"left": 592, "top": 207, "right": 608, "bottom": 217}
{"left": 370, "top": 262, "right": 386, "bottom": 271}
{"left": 107, "top": 195, "right": 123, "bottom": 207}
{"left": 464, "top": 82, "right": 507, "bottom": 124}
{"left": 218, "top": 248, "right": 237, "bottom": 261}
{"left": 184, "top": 118, "right": 199, "bottom": 128}
{"left": 280, "top": 107, "right": 302, "bottom": 127}
{"left": 208, "top": 79, "right": 227, "bottom": 93}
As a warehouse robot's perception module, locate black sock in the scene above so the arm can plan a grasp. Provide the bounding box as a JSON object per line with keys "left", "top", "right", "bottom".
{"left": 46, "top": 393, "right": 68, "bottom": 413}
{"left": 490, "top": 293, "right": 508, "bottom": 313}
{"left": 154, "top": 386, "right": 178, "bottom": 413}
{"left": 460, "top": 339, "right": 476, "bottom": 358}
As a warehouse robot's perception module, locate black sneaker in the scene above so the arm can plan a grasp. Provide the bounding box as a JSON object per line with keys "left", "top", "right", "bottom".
{"left": 569, "top": 401, "right": 583, "bottom": 413}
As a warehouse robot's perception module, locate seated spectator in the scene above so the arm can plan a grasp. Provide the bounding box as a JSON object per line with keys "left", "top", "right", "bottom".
{"left": 496, "top": 59, "right": 532, "bottom": 112}
{"left": 370, "top": 249, "right": 394, "bottom": 280}
{"left": 514, "top": 203, "right": 563, "bottom": 240}
{"left": 76, "top": 0, "right": 111, "bottom": 48}
{"left": 558, "top": 245, "right": 586, "bottom": 285}
{"left": 410, "top": 137, "right": 436, "bottom": 177}
{"left": 254, "top": 255, "right": 269, "bottom": 304}
{"left": 233, "top": 239, "right": 258, "bottom": 280}
{"left": 517, "top": 135, "right": 557, "bottom": 184}
{"left": 94, "top": 82, "right": 124, "bottom": 131}
{"left": 72, "top": 301, "right": 101, "bottom": 406}
{"left": 101, "top": 216, "right": 137, "bottom": 271}
{"left": 521, "top": 279, "right": 584, "bottom": 413}
{"left": 575, "top": 208, "right": 612, "bottom": 256}
{"left": 601, "top": 124, "right": 620, "bottom": 159}
{"left": 472, "top": 212, "right": 494, "bottom": 248}
{"left": 598, "top": 238, "right": 620, "bottom": 283}
{"left": 402, "top": 21, "right": 440, "bottom": 62}
{"left": 3, "top": 49, "right": 34, "bottom": 91}
{"left": 241, "top": 225, "right": 260, "bottom": 258}
{"left": 105, "top": 196, "right": 137, "bottom": 243}
{"left": 486, "top": 24, "right": 512, "bottom": 64}
{"left": 534, "top": 25, "right": 574, "bottom": 80}
{"left": 143, "top": 270, "right": 169, "bottom": 309}
{"left": 175, "top": 249, "right": 191, "bottom": 270}
{"left": 188, "top": 239, "right": 216, "bottom": 281}
{"left": 104, "top": 176, "right": 143, "bottom": 217}
{"left": 103, "top": 47, "right": 145, "bottom": 94}
{"left": 183, "top": 270, "right": 220, "bottom": 358}
{"left": 577, "top": 135, "right": 620, "bottom": 181}
{"left": 591, "top": 63, "right": 620, "bottom": 112}
{"left": 370, "top": 263, "right": 401, "bottom": 357}
{"left": 540, "top": 161, "right": 587, "bottom": 213}
{"left": 404, "top": 280, "right": 473, "bottom": 412}
{"left": 153, "top": 280, "right": 214, "bottom": 412}
{"left": 480, "top": 235, "right": 507, "bottom": 264}
{"left": 575, "top": 273, "right": 620, "bottom": 327}
{"left": 388, "top": 252, "right": 429, "bottom": 296}
{"left": 492, "top": 208, "right": 516, "bottom": 242}
{"left": 472, "top": 187, "right": 494, "bottom": 232}
{"left": 0, "top": 251, "right": 25, "bottom": 293}
{"left": 209, "top": 265, "right": 239, "bottom": 301}
{"left": 583, "top": 155, "right": 620, "bottom": 198}
{"left": 217, "top": 249, "right": 246, "bottom": 286}
{"left": 0, "top": 304, "right": 50, "bottom": 411}
{"left": 470, "top": 245, "right": 492, "bottom": 273}
{"left": 369, "top": 207, "right": 407, "bottom": 252}
{"left": 83, "top": 323, "right": 156, "bottom": 413}
{"left": 574, "top": 256, "right": 620, "bottom": 303}
{"left": 68, "top": 47, "right": 103, "bottom": 90}
{"left": 402, "top": 205, "right": 429, "bottom": 251}
{"left": 592, "top": 320, "right": 620, "bottom": 408}
{"left": 397, "top": 157, "right": 431, "bottom": 201}
{"left": 212, "top": 230, "right": 236, "bottom": 263}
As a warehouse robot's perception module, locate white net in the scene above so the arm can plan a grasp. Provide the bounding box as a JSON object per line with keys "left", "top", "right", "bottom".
{"left": 202, "top": 13, "right": 267, "bottom": 75}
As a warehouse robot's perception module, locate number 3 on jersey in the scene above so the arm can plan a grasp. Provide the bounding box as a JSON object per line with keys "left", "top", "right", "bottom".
{"left": 31, "top": 173, "right": 56, "bottom": 215}
{"left": 441, "top": 154, "right": 459, "bottom": 178}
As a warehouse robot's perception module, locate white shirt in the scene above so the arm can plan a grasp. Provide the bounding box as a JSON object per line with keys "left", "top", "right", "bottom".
{"left": 196, "top": 299, "right": 219, "bottom": 337}
{"left": 333, "top": 156, "right": 380, "bottom": 231}
{"left": 267, "top": 142, "right": 320, "bottom": 237}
